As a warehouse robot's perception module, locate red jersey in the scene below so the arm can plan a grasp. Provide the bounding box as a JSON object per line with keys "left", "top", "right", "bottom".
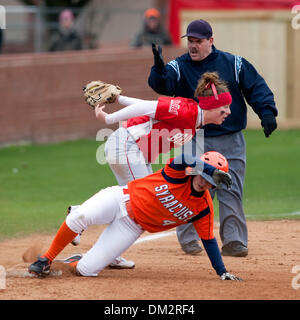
{"left": 127, "top": 159, "right": 214, "bottom": 240}
{"left": 126, "top": 97, "right": 199, "bottom": 163}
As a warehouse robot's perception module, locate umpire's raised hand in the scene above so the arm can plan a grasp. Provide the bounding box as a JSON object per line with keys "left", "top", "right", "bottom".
{"left": 152, "top": 43, "right": 165, "bottom": 74}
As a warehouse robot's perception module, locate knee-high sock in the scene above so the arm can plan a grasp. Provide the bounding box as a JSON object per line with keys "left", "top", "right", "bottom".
{"left": 43, "top": 221, "right": 77, "bottom": 261}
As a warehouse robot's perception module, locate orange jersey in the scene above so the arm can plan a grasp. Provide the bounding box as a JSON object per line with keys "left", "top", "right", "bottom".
{"left": 127, "top": 161, "right": 214, "bottom": 240}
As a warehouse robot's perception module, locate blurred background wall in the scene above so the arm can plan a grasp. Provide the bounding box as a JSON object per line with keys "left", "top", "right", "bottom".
{"left": 0, "top": 0, "right": 299, "bottom": 146}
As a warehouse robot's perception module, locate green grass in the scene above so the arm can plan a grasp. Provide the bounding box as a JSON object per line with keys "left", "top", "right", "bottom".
{"left": 0, "top": 140, "right": 117, "bottom": 239}
{"left": 243, "top": 129, "right": 300, "bottom": 219}
{"left": 0, "top": 129, "right": 299, "bottom": 239}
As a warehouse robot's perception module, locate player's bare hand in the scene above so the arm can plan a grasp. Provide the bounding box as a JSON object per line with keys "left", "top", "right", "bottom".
{"left": 95, "top": 104, "right": 108, "bottom": 122}
{"left": 212, "top": 169, "right": 232, "bottom": 189}
{"left": 220, "top": 272, "right": 242, "bottom": 281}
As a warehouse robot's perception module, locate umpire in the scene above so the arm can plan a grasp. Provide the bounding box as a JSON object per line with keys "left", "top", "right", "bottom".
{"left": 148, "top": 19, "right": 278, "bottom": 257}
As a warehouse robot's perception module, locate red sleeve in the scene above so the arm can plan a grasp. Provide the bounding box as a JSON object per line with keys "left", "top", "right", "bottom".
{"left": 126, "top": 115, "right": 150, "bottom": 128}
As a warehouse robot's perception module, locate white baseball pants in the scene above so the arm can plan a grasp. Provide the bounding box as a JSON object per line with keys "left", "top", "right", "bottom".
{"left": 105, "top": 127, "right": 153, "bottom": 186}
{"left": 66, "top": 186, "right": 144, "bottom": 276}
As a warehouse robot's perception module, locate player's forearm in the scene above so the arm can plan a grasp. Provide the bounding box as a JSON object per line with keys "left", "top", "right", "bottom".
{"left": 117, "top": 95, "right": 144, "bottom": 107}
{"left": 169, "top": 153, "right": 216, "bottom": 175}
{"left": 201, "top": 238, "right": 227, "bottom": 276}
{"left": 105, "top": 101, "right": 157, "bottom": 125}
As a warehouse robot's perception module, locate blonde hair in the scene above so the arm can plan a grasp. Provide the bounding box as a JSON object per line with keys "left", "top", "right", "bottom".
{"left": 194, "top": 72, "right": 229, "bottom": 98}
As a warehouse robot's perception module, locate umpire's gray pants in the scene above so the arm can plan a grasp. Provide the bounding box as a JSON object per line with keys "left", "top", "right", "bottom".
{"left": 176, "top": 131, "right": 248, "bottom": 248}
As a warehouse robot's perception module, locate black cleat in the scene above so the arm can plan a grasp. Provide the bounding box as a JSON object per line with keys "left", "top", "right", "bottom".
{"left": 29, "top": 256, "right": 51, "bottom": 277}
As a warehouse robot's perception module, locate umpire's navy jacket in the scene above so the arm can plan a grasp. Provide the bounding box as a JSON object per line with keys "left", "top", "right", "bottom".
{"left": 148, "top": 45, "right": 278, "bottom": 137}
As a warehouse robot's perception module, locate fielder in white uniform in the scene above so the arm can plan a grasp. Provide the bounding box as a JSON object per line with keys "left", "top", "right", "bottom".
{"left": 102, "top": 90, "right": 231, "bottom": 186}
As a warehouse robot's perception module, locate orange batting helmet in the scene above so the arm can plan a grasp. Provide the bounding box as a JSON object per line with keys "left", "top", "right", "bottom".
{"left": 200, "top": 151, "right": 229, "bottom": 172}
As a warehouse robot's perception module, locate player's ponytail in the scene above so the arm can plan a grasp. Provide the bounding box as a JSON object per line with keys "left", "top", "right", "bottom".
{"left": 194, "top": 72, "right": 229, "bottom": 98}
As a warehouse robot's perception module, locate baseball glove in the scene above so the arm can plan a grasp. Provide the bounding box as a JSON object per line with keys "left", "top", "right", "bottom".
{"left": 83, "top": 80, "right": 122, "bottom": 108}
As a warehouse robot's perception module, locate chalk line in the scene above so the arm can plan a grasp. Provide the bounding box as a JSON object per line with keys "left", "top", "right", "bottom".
{"left": 133, "top": 211, "right": 300, "bottom": 244}
{"left": 245, "top": 210, "right": 300, "bottom": 219}
{"left": 134, "top": 231, "right": 176, "bottom": 244}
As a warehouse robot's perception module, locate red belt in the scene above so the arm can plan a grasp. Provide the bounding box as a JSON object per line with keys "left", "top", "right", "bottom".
{"left": 123, "top": 188, "right": 140, "bottom": 227}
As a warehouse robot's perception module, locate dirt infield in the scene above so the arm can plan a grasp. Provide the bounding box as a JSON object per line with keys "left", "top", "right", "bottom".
{"left": 0, "top": 220, "right": 300, "bottom": 300}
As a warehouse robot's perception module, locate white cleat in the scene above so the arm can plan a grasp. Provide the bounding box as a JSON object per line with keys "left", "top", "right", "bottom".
{"left": 109, "top": 256, "right": 135, "bottom": 269}
{"left": 67, "top": 205, "right": 82, "bottom": 246}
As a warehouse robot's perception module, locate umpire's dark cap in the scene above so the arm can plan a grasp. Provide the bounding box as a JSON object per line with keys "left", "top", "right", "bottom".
{"left": 182, "top": 19, "right": 213, "bottom": 39}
